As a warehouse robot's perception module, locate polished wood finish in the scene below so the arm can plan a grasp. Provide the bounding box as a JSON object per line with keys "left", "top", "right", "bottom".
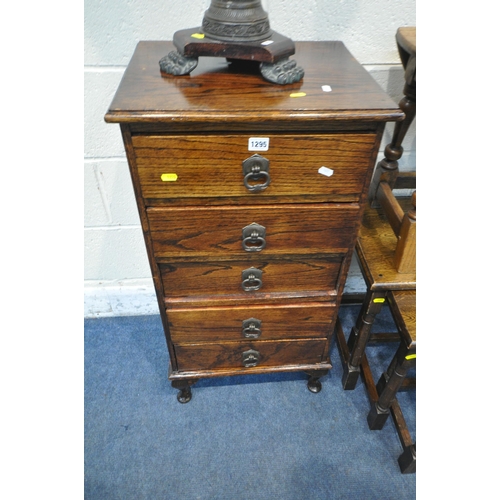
{"left": 175, "top": 339, "right": 327, "bottom": 372}
{"left": 394, "top": 192, "right": 416, "bottom": 274}
{"left": 160, "top": 258, "right": 342, "bottom": 301}
{"left": 396, "top": 28, "right": 416, "bottom": 66}
{"left": 105, "top": 41, "right": 402, "bottom": 126}
{"left": 132, "top": 134, "right": 376, "bottom": 203}
{"left": 168, "top": 303, "right": 336, "bottom": 342}
{"left": 335, "top": 29, "right": 416, "bottom": 473}
{"left": 147, "top": 204, "right": 359, "bottom": 257}
{"left": 367, "top": 290, "right": 416, "bottom": 474}
{"left": 355, "top": 196, "right": 416, "bottom": 293}
{"left": 369, "top": 27, "right": 416, "bottom": 203}
{"left": 105, "top": 41, "right": 402, "bottom": 402}
{"left": 173, "top": 28, "right": 295, "bottom": 64}
{"left": 374, "top": 182, "right": 417, "bottom": 274}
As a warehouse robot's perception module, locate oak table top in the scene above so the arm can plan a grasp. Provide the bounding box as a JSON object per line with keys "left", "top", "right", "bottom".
{"left": 105, "top": 41, "right": 403, "bottom": 126}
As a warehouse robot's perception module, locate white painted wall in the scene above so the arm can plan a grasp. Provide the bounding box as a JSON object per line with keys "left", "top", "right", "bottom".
{"left": 84, "top": 0, "right": 416, "bottom": 317}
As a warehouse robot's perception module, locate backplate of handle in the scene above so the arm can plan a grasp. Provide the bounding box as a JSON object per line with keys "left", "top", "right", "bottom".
{"left": 242, "top": 223, "right": 266, "bottom": 252}
{"left": 242, "top": 154, "right": 270, "bottom": 192}
{"left": 242, "top": 318, "right": 262, "bottom": 339}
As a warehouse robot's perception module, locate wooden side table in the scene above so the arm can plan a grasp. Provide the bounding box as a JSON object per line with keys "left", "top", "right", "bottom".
{"left": 342, "top": 27, "right": 416, "bottom": 390}
{"left": 367, "top": 289, "right": 416, "bottom": 474}
{"left": 104, "top": 41, "right": 403, "bottom": 402}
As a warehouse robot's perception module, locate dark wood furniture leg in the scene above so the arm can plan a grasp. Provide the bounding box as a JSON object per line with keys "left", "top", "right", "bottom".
{"left": 171, "top": 379, "right": 198, "bottom": 404}
{"left": 367, "top": 340, "right": 416, "bottom": 429}
{"left": 398, "top": 443, "right": 416, "bottom": 474}
{"left": 305, "top": 369, "right": 330, "bottom": 393}
{"left": 369, "top": 64, "right": 415, "bottom": 202}
{"left": 342, "top": 291, "right": 386, "bottom": 389}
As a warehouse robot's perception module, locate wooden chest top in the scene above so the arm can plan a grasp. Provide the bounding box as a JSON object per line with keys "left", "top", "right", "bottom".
{"left": 104, "top": 41, "right": 403, "bottom": 126}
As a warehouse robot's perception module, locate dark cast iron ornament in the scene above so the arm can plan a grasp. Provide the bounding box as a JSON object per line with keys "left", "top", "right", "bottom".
{"left": 159, "top": 0, "right": 304, "bottom": 85}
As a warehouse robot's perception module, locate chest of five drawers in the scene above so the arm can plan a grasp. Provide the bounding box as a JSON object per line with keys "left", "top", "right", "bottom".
{"left": 105, "top": 40, "right": 402, "bottom": 402}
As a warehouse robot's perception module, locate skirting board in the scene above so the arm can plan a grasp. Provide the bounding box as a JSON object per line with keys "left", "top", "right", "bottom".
{"left": 84, "top": 279, "right": 159, "bottom": 318}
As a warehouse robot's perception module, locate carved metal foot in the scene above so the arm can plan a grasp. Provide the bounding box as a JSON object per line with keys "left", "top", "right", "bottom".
{"left": 260, "top": 57, "right": 304, "bottom": 85}
{"left": 159, "top": 51, "right": 199, "bottom": 76}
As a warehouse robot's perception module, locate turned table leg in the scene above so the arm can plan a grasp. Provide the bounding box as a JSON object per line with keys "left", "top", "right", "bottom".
{"left": 369, "top": 78, "right": 416, "bottom": 205}
{"left": 342, "top": 291, "right": 386, "bottom": 390}
{"left": 367, "top": 341, "right": 416, "bottom": 429}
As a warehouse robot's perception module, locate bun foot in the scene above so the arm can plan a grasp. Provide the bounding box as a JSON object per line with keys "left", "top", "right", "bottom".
{"left": 305, "top": 369, "right": 329, "bottom": 393}
{"left": 307, "top": 378, "right": 322, "bottom": 393}
{"left": 176, "top": 387, "right": 192, "bottom": 404}
{"left": 171, "top": 379, "right": 198, "bottom": 404}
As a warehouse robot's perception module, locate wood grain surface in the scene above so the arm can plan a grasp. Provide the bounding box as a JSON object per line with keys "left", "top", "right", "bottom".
{"left": 355, "top": 198, "right": 416, "bottom": 290}
{"left": 168, "top": 302, "right": 336, "bottom": 342}
{"left": 105, "top": 41, "right": 402, "bottom": 385}
{"left": 105, "top": 41, "right": 403, "bottom": 126}
{"left": 147, "top": 203, "right": 359, "bottom": 258}
{"left": 132, "top": 133, "right": 377, "bottom": 202}
{"left": 388, "top": 290, "right": 416, "bottom": 343}
{"left": 160, "top": 257, "right": 342, "bottom": 299}
{"left": 174, "top": 339, "right": 327, "bottom": 371}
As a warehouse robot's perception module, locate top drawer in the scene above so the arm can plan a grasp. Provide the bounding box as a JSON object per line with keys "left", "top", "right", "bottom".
{"left": 131, "top": 134, "right": 376, "bottom": 203}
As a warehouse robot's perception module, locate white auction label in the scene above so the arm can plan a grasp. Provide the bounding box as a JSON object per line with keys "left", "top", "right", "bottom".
{"left": 248, "top": 137, "right": 270, "bottom": 151}
{"left": 318, "top": 166, "right": 334, "bottom": 177}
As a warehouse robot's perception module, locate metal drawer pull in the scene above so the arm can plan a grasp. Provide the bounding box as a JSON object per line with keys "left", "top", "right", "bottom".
{"left": 242, "top": 318, "right": 262, "bottom": 339}
{"left": 242, "top": 223, "right": 266, "bottom": 252}
{"left": 242, "top": 154, "right": 270, "bottom": 192}
{"left": 242, "top": 349, "right": 261, "bottom": 368}
{"left": 241, "top": 268, "right": 263, "bottom": 292}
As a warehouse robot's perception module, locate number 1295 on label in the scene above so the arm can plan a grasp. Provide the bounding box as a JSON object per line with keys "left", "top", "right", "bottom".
{"left": 248, "top": 137, "right": 270, "bottom": 151}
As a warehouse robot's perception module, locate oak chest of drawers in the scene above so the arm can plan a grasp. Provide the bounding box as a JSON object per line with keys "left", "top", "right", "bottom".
{"left": 105, "top": 41, "right": 402, "bottom": 403}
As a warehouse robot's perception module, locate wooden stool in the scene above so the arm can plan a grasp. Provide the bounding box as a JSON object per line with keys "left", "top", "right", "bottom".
{"left": 335, "top": 26, "right": 416, "bottom": 474}
{"left": 367, "top": 289, "right": 416, "bottom": 474}
{"left": 339, "top": 26, "right": 416, "bottom": 390}
{"left": 339, "top": 192, "right": 416, "bottom": 390}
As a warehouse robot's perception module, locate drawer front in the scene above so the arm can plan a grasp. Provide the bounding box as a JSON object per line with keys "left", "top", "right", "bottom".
{"left": 168, "top": 303, "right": 336, "bottom": 342}
{"left": 174, "top": 339, "right": 327, "bottom": 372}
{"left": 148, "top": 204, "right": 359, "bottom": 258}
{"left": 160, "top": 258, "right": 342, "bottom": 299}
{"left": 132, "top": 134, "right": 376, "bottom": 202}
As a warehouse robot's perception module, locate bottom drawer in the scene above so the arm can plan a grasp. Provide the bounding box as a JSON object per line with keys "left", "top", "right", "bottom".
{"left": 174, "top": 339, "right": 327, "bottom": 372}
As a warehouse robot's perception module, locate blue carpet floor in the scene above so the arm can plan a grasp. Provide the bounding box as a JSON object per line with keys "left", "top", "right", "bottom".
{"left": 84, "top": 304, "right": 416, "bottom": 499}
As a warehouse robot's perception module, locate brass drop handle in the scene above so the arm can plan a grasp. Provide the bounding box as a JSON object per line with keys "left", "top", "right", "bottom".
{"left": 242, "top": 318, "right": 262, "bottom": 339}
{"left": 242, "top": 223, "right": 266, "bottom": 252}
{"left": 241, "top": 268, "right": 263, "bottom": 292}
{"left": 242, "top": 349, "right": 261, "bottom": 368}
{"left": 242, "top": 154, "right": 270, "bottom": 192}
